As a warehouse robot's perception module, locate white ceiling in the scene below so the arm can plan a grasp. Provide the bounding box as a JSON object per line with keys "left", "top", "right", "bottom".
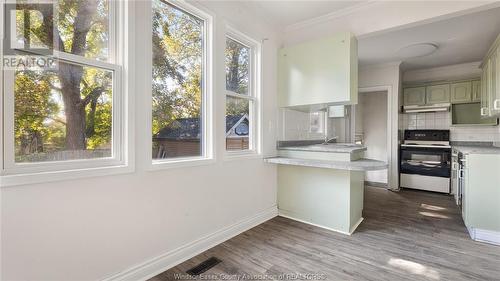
{"left": 241, "top": 1, "right": 364, "bottom": 29}
{"left": 358, "top": 7, "right": 500, "bottom": 70}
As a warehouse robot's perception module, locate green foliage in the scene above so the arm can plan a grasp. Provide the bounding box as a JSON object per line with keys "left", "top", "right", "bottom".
{"left": 13, "top": 0, "right": 112, "bottom": 161}
{"left": 14, "top": 71, "right": 58, "bottom": 157}
{"left": 226, "top": 97, "right": 249, "bottom": 117}
{"left": 152, "top": 0, "right": 203, "bottom": 135}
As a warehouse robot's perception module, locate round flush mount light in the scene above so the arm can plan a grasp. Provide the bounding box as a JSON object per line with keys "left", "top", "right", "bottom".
{"left": 397, "top": 43, "right": 438, "bottom": 59}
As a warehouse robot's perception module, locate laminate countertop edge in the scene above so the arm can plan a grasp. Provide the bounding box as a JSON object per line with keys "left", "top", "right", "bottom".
{"left": 453, "top": 146, "right": 500, "bottom": 155}
{"left": 264, "top": 157, "right": 388, "bottom": 171}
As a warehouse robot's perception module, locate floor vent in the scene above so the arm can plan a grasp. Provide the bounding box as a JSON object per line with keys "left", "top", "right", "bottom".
{"left": 186, "top": 257, "right": 221, "bottom": 276}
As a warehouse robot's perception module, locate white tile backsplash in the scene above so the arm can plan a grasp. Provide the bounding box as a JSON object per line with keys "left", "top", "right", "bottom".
{"left": 400, "top": 111, "right": 500, "bottom": 142}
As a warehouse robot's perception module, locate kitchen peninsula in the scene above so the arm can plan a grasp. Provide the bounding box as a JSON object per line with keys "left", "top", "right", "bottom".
{"left": 266, "top": 142, "right": 387, "bottom": 235}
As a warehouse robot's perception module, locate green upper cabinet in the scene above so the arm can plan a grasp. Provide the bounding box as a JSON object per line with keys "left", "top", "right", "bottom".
{"left": 472, "top": 80, "right": 481, "bottom": 102}
{"left": 403, "top": 87, "right": 426, "bottom": 106}
{"left": 278, "top": 32, "right": 358, "bottom": 110}
{"left": 491, "top": 48, "right": 500, "bottom": 115}
{"left": 480, "top": 33, "right": 500, "bottom": 117}
{"left": 451, "top": 81, "right": 472, "bottom": 104}
{"left": 426, "top": 84, "right": 450, "bottom": 104}
{"left": 481, "top": 58, "right": 492, "bottom": 116}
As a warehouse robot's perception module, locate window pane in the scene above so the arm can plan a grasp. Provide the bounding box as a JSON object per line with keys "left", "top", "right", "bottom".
{"left": 225, "top": 37, "right": 250, "bottom": 95}
{"left": 152, "top": 0, "right": 204, "bottom": 160}
{"left": 14, "top": 61, "right": 113, "bottom": 163}
{"left": 57, "top": 0, "right": 110, "bottom": 60}
{"left": 226, "top": 96, "right": 250, "bottom": 151}
{"left": 13, "top": 0, "right": 110, "bottom": 60}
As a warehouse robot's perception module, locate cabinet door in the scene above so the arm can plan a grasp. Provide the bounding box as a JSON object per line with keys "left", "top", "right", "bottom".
{"left": 450, "top": 82, "right": 472, "bottom": 104}
{"left": 278, "top": 33, "right": 358, "bottom": 108}
{"left": 472, "top": 80, "right": 481, "bottom": 102}
{"left": 403, "top": 87, "right": 426, "bottom": 106}
{"left": 462, "top": 163, "right": 468, "bottom": 224}
{"left": 481, "top": 62, "right": 490, "bottom": 116}
{"left": 492, "top": 48, "right": 500, "bottom": 115}
{"left": 426, "top": 84, "right": 450, "bottom": 104}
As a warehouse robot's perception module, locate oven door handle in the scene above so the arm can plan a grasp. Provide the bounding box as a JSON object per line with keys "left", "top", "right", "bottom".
{"left": 401, "top": 144, "right": 451, "bottom": 148}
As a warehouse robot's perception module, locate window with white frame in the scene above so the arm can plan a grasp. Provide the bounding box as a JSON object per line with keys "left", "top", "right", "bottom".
{"left": 151, "top": 0, "right": 210, "bottom": 161}
{"left": 225, "top": 33, "right": 259, "bottom": 153}
{"left": 1, "top": 0, "right": 124, "bottom": 176}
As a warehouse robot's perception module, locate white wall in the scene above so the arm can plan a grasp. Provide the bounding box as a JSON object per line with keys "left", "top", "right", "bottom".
{"left": 1, "top": 1, "right": 280, "bottom": 280}
{"left": 358, "top": 92, "right": 388, "bottom": 184}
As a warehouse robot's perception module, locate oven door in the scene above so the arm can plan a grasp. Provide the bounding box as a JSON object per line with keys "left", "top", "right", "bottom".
{"left": 400, "top": 146, "right": 451, "bottom": 178}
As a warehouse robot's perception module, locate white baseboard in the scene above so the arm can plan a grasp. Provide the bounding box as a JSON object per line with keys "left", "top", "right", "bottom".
{"left": 349, "top": 217, "right": 364, "bottom": 235}
{"left": 467, "top": 226, "right": 500, "bottom": 246}
{"left": 102, "top": 206, "right": 278, "bottom": 281}
{"left": 278, "top": 212, "right": 362, "bottom": 236}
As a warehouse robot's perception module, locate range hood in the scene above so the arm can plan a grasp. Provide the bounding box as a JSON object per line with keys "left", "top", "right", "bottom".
{"left": 403, "top": 103, "right": 450, "bottom": 113}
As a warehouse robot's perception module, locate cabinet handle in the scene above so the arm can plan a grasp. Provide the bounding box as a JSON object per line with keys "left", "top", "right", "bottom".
{"left": 494, "top": 99, "right": 500, "bottom": 110}
{"left": 481, "top": 107, "right": 489, "bottom": 116}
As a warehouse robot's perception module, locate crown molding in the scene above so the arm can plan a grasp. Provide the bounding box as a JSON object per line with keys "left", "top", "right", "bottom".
{"left": 284, "top": 1, "right": 379, "bottom": 33}
{"left": 360, "top": 61, "right": 402, "bottom": 71}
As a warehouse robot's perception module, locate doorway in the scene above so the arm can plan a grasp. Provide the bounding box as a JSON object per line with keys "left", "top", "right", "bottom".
{"left": 355, "top": 91, "right": 389, "bottom": 187}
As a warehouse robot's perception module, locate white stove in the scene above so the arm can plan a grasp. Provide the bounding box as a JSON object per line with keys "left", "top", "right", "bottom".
{"left": 399, "top": 130, "right": 451, "bottom": 193}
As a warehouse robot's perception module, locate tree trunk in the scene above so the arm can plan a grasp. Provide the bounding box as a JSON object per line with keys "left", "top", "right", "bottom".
{"left": 57, "top": 0, "right": 99, "bottom": 151}
{"left": 59, "top": 63, "right": 86, "bottom": 150}
{"left": 228, "top": 48, "right": 241, "bottom": 93}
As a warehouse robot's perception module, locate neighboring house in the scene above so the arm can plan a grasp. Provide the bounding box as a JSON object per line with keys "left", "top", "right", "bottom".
{"left": 225, "top": 114, "right": 250, "bottom": 151}
{"left": 153, "top": 114, "right": 249, "bottom": 158}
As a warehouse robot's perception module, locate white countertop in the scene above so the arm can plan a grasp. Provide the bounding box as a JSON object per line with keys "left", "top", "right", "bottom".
{"left": 265, "top": 157, "right": 388, "bottom": 171}
{"left": 453, "top": 146, "right": 500, "bottom": 155}
{"left": 278, "top": 143, "right": 367, "bottom": 154}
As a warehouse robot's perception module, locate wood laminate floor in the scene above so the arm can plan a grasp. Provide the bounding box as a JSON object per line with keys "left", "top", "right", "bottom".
{"left": 149, "top": 187, "right": 500, "bottom": 281}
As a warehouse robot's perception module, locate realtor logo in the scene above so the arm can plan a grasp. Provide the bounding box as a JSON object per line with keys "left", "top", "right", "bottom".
{"left": 3, "top": 2, "right": 56, "bottom": 70}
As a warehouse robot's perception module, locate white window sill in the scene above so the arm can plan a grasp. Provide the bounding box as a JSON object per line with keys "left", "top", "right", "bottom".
{"left": 223, "top": 151, "right": 262, "bottom": 161}
{"left": 148, "top": 157, "right": 216, "bottom": 171}
{"left": 0, "top": 164, "right": 134, "bottom": 188}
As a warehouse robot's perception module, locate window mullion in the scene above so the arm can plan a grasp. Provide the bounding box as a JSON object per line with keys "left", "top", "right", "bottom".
{"left": 225, "top": 91, "right": 254, "bottom": 101}
{"left": 2, "top": 70, "right": 16, "bottom": 170}
{"left": 53, "top": 51, "right": 120, "bottom": 72}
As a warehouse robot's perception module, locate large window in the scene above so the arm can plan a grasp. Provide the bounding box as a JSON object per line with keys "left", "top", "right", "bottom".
{"left": 1, "top": 0, "right": 124, "bottom": 177}
{"left": 152, "top": 0, "right": 209, "bottom": 162}
{"left": 225, "top": 33, "right": 259, "bottom": 153}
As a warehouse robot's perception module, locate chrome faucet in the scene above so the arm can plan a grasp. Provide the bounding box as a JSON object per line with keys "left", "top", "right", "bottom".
{"left": 322, "top": 136, "right": 337, "bottom": 145}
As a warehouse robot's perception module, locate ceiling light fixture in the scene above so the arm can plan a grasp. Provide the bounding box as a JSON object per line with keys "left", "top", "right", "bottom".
{"left": 397, "top": 43, "right": 438, "bottom": 59}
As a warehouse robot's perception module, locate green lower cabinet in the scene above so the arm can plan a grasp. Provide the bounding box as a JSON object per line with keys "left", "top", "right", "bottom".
{"left": 426, "top": 84, "right": 450, "bottom": 104}
{"left": 463, "top": 154, "right": 500, "bottom": 244}
{"left": 451, "top": 82, "right": 472, "bottom": 104}
{"left": 472, "top": 80, "right": 481, "bottom": 102}
{"left": 277, "top": 165, "right": 364, "bottom": 234}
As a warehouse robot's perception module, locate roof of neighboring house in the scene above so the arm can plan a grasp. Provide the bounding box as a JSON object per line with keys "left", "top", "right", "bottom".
{"left": 155, "top": 115, "right": 248, "bottom": 140}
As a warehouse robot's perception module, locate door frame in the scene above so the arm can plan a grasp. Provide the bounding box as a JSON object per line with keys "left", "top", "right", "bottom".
{"left": 356, "top": 85, "right": 396, "bottom": 190}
